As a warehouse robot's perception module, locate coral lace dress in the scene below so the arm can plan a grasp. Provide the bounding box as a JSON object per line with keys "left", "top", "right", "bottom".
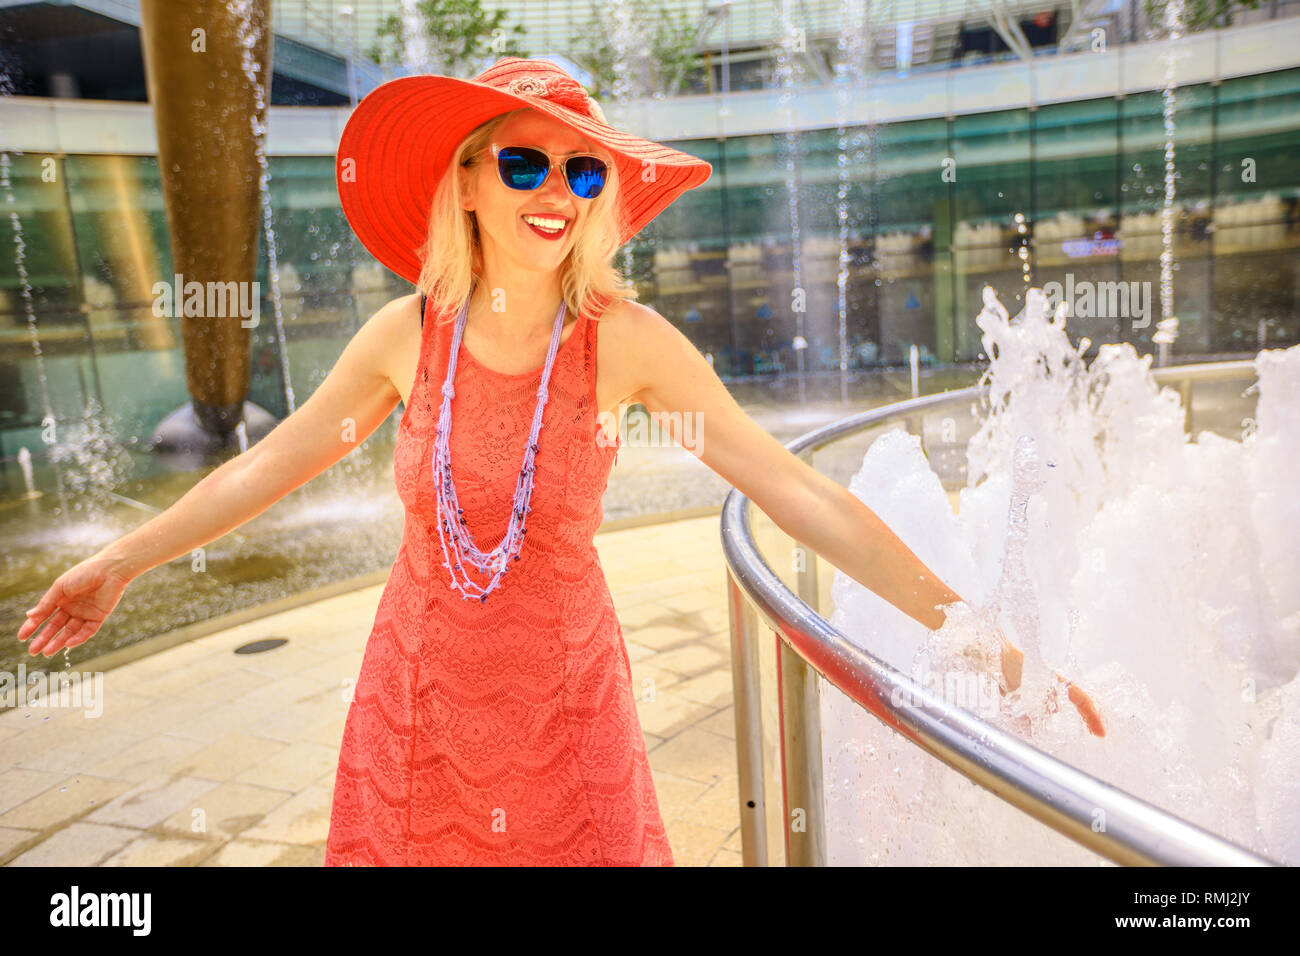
{"left": 323, "top": 291, "right": 673, "bottom": 866}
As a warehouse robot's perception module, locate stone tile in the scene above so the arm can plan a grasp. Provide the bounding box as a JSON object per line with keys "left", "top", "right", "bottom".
{"left": 85, "top": 773, "right": 221, "bottom": 829}
{"left": 128, "top": 656, "right": 242, "bottom": 699}
{"left": 299, "top": 845, "right": 325, "bottom": 867}
{"left": 166, "top": 733, "right": 291, "bottom": 783}
{"left": 305, "top": 629, "right": 370, "bottom": 660}
{"left": 658, "top": 587, "right": 728, "bottom": 616}
{"left": 645, "top": 726, "right": 736, "bottom": 784}
{"left": 16, "top": 726, "right": 151, "bottom": 777}
{"left": 86, "top": 689, "right": 158, "bottom": 722}
{"left": 229, "top": 644, "right": 334, "bottom": 681}
{"left": 0, "top": 712, "right": 90, "bottom": 760}
{"left": 664, "top": 818, "right": 733, "bottom": 867}
{"left": 293, "top": 654, "right": 366, "bottom": 695}
{"left": 641, "top": 643, "right": 729, "bottom": 678}
{"left": 89, "top": 693, "right": 221, "bottom": 739}
{"left": 0, "top": 767, "right": 65, "bottom": 815}
{"left": 697, "top": 705, "right": 737, "bottom": 740}
{"left": 225, "top": 675, "right": 324, "bottom": 715}
{"left": 177, "top": 668, "right": 282, "bottom": 712}
{"left": 101, "top": 834, "right": 218, "bottom": 866}
{"left": 701, "top": 631, "right": 732, "bottom": 654}
{"left": 302, "top": 714, "right": 348, "bottom": 749}
{"left": 158, "top": 781, "right": 293, "bottom": 841}
{"left": 239, "top": 783, "right": 332, "bottom": 846}
{"left": 611, "top": 573, "right": 709, "bottom": 610}
{"left": 622, "top": 625, "right": 692, "bottom": 651}
{"left": 677, "top": 552, "right": 728, "bottom": 573}
{"left": 633, "top": 693, "right": 714, "bottom": 739}
{"left": 724, "top": 827, "right": 744, "bottom": 853}
{"left": 627, "top": 661, "right": 682, "bottom": 700}
{"left": 164, "top": 695, "right": 288, "bottom": 743}
{"left": 649, "top": 770, "right": 710, "bottom": 823}
{"left": 613, "top": 601, "right": 679, "bottom": 632}
{"left": 682, "top": 774, "right": 743, "bottom": 832}
{"left": 0, "top": 774, "right": 135, "bottom": 831}
{"left": 667, "top": 669, "right": 734, "bottom": 708}
{"left": 83, "top": 734, "right": 211, "bottom": 783}
{"left": 604, "top": 560, "right": 693, "bottom": 590}
{"left": 623, "top": 641, "right": 656, "bottom": 663}
{"left": 0, "top": 826, "right": 40, "bottom": 862}
{"left": 200, "top": 838, "right": 317, "bottom": 867}
{"left": 8, "top": 822, "right": 140, "bottom": 866}
{"left": 690, "top": 606, "right": 732, "bottom": 634}
{"left": 234, "top": 742, "right": 339, "bottom": 793}
{"left": 253, "top": 694, "right": 350, "bottom": 745}
{"left": 722, "top": 827, "right": 743, "bottom": 858}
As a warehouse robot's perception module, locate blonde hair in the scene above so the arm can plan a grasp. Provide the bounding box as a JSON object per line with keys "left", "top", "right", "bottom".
{"left": 414, "top": 107, "right": 639, "bottom": 325}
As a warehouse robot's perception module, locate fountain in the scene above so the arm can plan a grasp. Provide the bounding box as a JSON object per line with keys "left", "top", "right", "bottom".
{"left": 821, "top": 286, "right": 1299, "bottom": 865}
{"left": 16, "top": 448, "right": 39, "bottom": 500}
{"left": 833, "top": 0, "right": 875, "bottom": 405}
{"left": 774, "top": 0, "right": 808, "bottom": 405}
{"left": 233, "top": 0, "right": 296, "bottom": 415}
{"left": 1156, "top": 0, "right": 1185, "bottom": 366}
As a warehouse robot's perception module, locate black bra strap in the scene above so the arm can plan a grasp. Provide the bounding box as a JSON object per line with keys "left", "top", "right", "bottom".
{"left": 418, "top": 292, "right": 427, "bottom": 328}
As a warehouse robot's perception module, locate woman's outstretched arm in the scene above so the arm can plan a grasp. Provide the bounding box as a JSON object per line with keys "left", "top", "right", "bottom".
{"left": 17, "top": 293, "right": 416, "bottom": 656}
{"left": 612, "top": 302, "right": 1105, "bottom": 736}
{"left": 612, "top": 302, "right": 962, "bottom": 631}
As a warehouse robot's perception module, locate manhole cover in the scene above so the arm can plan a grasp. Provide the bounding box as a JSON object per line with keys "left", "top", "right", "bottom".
{"left": 235, "top": 637, "right": 289, "bottom": 655}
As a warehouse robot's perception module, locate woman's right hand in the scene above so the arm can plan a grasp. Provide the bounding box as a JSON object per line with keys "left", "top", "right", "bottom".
{"left": 16, "top": 557, "right": 133, "bottom": 658}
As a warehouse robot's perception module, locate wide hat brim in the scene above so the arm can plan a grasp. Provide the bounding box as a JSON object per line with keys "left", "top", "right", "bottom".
{"left": 336, "top": 70, "right": 713, "bottom": 286}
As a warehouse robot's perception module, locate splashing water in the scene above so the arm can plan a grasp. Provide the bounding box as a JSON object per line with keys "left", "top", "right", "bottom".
{"left": 608, "top": 0, "right": 639, "bottom": 282}
{"left": 232, "top": 0, "right": 295, "bottom": 414}
{"left": 775, "top": 0, "right": 808, "bottom": 401}
{"left": 823, "top": 285, "right": 1300, "bottom": 864}
{"left": 2, "top": 150, "right": 67, "bottom": 510}
{"left": 833, "top": 0, "right": 872, "bottom": 403}
{"left": 1158, "top": 0, "right": 1185, "bottom": 363}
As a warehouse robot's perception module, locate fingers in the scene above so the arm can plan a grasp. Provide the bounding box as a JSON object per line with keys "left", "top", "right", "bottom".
{"left": 25, "top": 609, "right": 71, "bottom": 656}
{"left": 62, "top": 620, "right": 98, "bottom": 649}
{"left": 1062, "top": 679, "right": 1106, "bottom": 738}
{"left": 999, "top": 637, "right": 1024, "bottom": 692}
{"left": 39, "top": 616, "right": 83, "bottom": 657}
{"left": 17, "top": 587, "right": 65, "bottom": 643}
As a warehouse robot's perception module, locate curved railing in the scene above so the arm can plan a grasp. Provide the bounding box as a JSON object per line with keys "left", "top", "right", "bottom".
{"left": 721, "top": 360, "right": 1280, "bottom": 867}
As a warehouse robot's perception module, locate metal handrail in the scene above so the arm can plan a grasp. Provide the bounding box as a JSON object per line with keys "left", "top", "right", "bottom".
{"left": 721, "top": 359, "right": 1280, "bottom": 866}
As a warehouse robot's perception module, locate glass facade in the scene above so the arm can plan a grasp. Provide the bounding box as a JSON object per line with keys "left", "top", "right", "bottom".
{"left": 3, "top": 68, "right": 1299, "bottom": 460}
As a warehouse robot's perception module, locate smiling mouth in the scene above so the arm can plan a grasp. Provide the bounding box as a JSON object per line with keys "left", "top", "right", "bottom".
{"left": 522, "top": 214, "right": 570, "bottom": 239}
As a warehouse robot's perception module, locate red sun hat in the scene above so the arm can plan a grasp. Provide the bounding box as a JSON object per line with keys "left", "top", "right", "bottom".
{"left": 336, "top": 56, "right": 713, "bottom": 286}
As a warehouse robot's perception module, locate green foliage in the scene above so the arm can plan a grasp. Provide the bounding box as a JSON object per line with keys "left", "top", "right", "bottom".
{"left": 367, "top": 0, "right": 528, "bottom": 74}
{"left": 1143, "top": 0, "right": 1262, "bottom": 32}
{"left": 570, "top": 0, "right": 703, "bottom": 98}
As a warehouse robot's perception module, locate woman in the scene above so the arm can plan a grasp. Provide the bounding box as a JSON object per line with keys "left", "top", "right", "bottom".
{"left": 15, "top": 58, "right": 1097, "bottom": 866}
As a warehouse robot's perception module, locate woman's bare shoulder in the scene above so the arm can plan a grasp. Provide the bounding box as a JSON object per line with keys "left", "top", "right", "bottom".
{"left": 346, "top": 292, "right": 423, "bottom": 400}
{"left": 595, "top": 298, "right": 675, "bottom": 404}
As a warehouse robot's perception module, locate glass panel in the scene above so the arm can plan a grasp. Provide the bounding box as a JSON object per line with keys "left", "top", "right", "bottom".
{"left": 875, "top": 116, "right": 948, "bottom": 364}
{"left": 951, "top": 109, "right": 1033, "bottom": 361}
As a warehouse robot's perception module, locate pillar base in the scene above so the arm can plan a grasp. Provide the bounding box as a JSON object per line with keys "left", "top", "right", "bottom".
{"left": 151, "top": 400, "right": 279, "bottom": 456}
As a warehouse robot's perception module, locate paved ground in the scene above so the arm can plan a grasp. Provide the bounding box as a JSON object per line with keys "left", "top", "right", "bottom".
{"left": 0, "top": 513, "right": 744, "bottom": 867}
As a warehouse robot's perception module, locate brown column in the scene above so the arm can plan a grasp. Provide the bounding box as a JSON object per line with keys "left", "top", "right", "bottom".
{"left": 139, "top": 0, "right": 273, "bottom": 443}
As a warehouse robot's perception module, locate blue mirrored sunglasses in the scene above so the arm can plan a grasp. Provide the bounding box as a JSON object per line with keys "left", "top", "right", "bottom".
{"left": 488, "top": 142, "right": 608, "bottom": 200}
